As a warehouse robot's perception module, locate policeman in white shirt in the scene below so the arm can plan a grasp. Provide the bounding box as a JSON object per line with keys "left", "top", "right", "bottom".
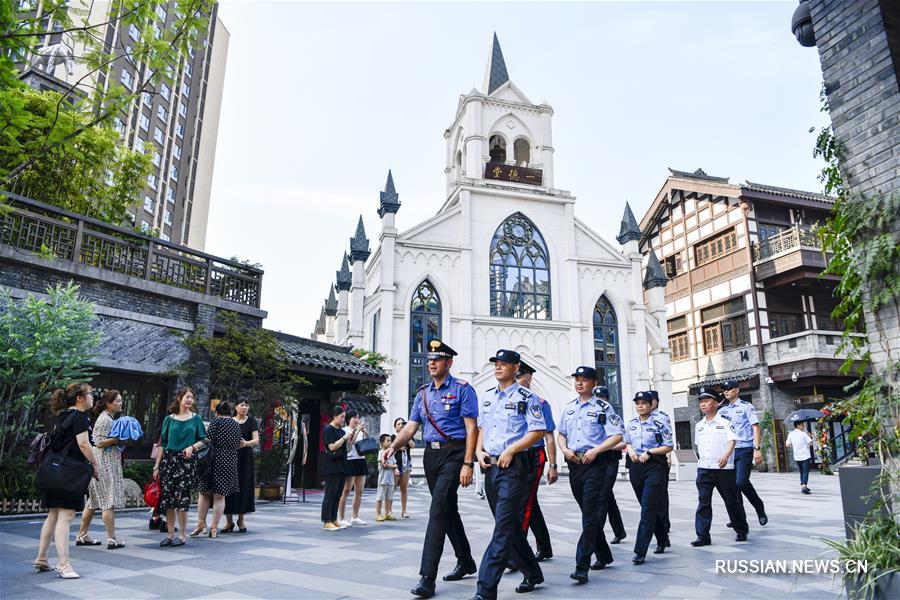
{"left": 691, "top": 391, "right": 749, "bottom": 547}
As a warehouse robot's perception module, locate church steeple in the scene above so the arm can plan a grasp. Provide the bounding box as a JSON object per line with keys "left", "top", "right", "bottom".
{"left": 324, "top": 285, "right": 338, "bottom": 316}
{"left": 617, "top": 202, "right": 642, "bottom": 244}
{"left": 335, "top": 252, "right": 352, "bottom": 291}
{"left": 643, "top": 248, "right": 669, "bottom": 290}
{"left": 378, "top": 170, "right": 400, "bottom": 218}
{"left": 349, "top": 215, "right": 371, "bottom": 263}
{"left": 483, "top": 32, "right": 510, "bottom": 95}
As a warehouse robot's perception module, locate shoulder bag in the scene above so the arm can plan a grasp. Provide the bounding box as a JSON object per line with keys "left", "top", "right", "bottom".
{"left": 35, "top": 415, "right": 93, "bottom": 499}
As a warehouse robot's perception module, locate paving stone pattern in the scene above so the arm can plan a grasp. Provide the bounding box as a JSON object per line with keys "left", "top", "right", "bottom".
{"left": 0, "top": 472, "right": 846, "bottom": 599}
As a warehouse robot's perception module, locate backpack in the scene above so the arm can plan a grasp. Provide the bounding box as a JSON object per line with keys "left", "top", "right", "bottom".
{"left": 27, "top": 430, "right": 53, "bottom": 472}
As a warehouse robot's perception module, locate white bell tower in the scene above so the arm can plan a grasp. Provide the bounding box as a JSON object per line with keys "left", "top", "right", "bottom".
{"left": 444, "top": 33, "right": 555, "bottom": 196}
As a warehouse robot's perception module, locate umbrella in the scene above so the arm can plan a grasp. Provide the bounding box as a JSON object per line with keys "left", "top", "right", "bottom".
{"left": 787, "top": 409, "right": 825, "bottom": 422}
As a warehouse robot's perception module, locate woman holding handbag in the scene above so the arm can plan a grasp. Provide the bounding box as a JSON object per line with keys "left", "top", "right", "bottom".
{"left": 152, "top": 388, "right": 206, "bottom": 547}
{"left": 33, "top": 383, "right": 100, "bottom": 579}
{"left": 338, "top": 409, "right": 369, "bottom": 526}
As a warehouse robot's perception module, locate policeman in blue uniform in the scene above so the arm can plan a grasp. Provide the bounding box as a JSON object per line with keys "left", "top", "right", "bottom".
{"left": 557, "top": 366, "right": 624, "bottom": 584}
{"left": 624, "top": 391, "right": 674, "bottom": 565}
{"left": 515, "top": 361, "right": 556, "bottom": 562}
{"left": 385, "top": 340, "right": 478, "bottom": 598}
{"left": 473, "top": 350, "right": 546, "bottom": 600}
{"left": 649, "top": 389, "right": 672, "bottom": 554}
{"left": 717, "top": 380, "right": 768, "bottom": 526}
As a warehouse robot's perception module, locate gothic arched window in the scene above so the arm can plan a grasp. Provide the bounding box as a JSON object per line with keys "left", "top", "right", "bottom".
{"left": 489, "top": 134, "right": 507, "bottom": 163}
{"left": 593, "top": 295, "right": 622, "bottom": 415}
{"left": 489, "top": 213, "right": 551, "bottom": 319}
{"left": 409, "top": 280, "right": 441, "bottom": 413}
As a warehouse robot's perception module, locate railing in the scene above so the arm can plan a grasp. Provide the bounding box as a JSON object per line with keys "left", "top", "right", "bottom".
{"left": 0, "top": 192, "right": 263, "bottom": 308}
{"left": 753, "top": 224, "right": 821, "bottom": 261}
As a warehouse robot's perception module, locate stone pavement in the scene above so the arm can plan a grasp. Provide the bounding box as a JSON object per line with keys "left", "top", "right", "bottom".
{"left": 0, "top": 471, "right": 846, "bottom": 599}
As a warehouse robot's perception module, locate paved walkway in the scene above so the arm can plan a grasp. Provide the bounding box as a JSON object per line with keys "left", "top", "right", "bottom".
{"left": 0, "top": 471, "right": 846, "bottom": 599}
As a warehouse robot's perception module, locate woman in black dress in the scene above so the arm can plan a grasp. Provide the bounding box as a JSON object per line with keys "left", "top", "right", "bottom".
{"left": 34, "top": 383, "right": 100, "bottom": 579}
{"left": 224, "top": 398, "right": 259, "bottom": 533}
{"left": 322, "top": 405, "right": 350, "bottom": 531}
{"left": 191, "top": 401, "right": 240, "bottom": 538}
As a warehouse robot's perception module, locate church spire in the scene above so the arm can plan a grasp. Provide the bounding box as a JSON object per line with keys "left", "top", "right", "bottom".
{"left": 617, "top": 202, "right": 642, "bottom": 244}
{"left": 643, "top": 248, "right": 669, "bottom": 290}
{"left": 378, "top": 169, "right": 401, "bottom": 218}
{"left": 324, "top": 285, "right": 338, "bottom": 316}
{"left": 335, "top": 252, "right": 352, "bottom": 291}
{"left": 349, "top": 215, "right": 371, "bottom": 262}
{"left": 483, "top": 32, "right": 510, "bottom": 95}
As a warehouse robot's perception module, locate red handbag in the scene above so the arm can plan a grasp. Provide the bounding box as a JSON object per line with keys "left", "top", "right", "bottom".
{"left": 143, "top": 478, "right": 161, "bottom": 508}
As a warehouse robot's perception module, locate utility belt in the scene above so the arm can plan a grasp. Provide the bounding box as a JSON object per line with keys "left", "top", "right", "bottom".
{"left": 632, "top": 452, "right": 668, "bottom": 467}
{"left": 485, "top": 448, "right": 535, "bottom": 466}
{"left": 425, "top": 439, "right": 466, "bottom": 451}
{"left": 568, "top": 449, "right": 616, "bottom": 464}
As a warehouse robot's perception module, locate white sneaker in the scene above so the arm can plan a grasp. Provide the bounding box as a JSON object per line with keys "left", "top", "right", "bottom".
{"left": 351, "top": 517, "right": 367, "bottom": 526}
{"left": 339, "top": 520, "right": 352, "bottom": 528}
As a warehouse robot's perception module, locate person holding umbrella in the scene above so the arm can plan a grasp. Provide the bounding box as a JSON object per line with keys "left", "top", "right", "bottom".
{"left": 785, "top": 417, "right": 816, "bottom": 495}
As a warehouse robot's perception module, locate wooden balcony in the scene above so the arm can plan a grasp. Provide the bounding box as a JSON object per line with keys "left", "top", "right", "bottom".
{"left": 752, "top": 225, "right": 832, "bottom": 285}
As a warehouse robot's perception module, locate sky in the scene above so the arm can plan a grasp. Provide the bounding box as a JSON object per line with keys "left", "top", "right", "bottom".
{"left": 206, "top": 1, "right": 829, "bottom": 335}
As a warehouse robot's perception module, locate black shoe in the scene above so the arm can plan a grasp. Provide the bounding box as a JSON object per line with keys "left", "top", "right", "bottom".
{"left": 611, "top": 535, "right": 626, "bottom": 544}
{"left": 590, "top": 558, "right": 612, "bottom": 570}
{"left": 442, "top": 560, "right": 477, "bottom": 582}
{"left": 801, "top": 487, "right": 811, "bottom": 495}
{"left": 470, "top": 596, "right": 486, "bottom": 600}
{"left": 515, "top": 575, "right": 544, "bottom": 593}
{"left": 726, "top": 522, "right": 734, "bottom": 528}
{"left": 758, "top": 513, "right": 768, "bottom": 526}
{"left": 653, "top": 544, "right": 666, "bottom": 554}
{"left": 534, "top": 549, "right": 553, "bottom": 562}
{"left": 411, "top": 577, "right": 436, "bottom": 598}
{"left": 570, "top": 569, "right": 588, "bottom": 584}
{"left": 735, "top": 532, "right": 748, "bottom": 542}
{"left": 632, "top": 554, "right": 646, "bottom": 565}
{"left": 691, "top": 537, "right": 711, "bottom": 547}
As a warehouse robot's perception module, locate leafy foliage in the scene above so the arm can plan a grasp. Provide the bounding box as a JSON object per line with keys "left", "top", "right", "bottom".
{"left": 0, "top": 282, "right": 100, "bottom": 464}
{"left": 823, "top": 514, "right": 900, "bottom": 599}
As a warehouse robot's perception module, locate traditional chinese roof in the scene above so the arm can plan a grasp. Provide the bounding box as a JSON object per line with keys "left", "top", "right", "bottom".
{"left": 340, "top": 394, "right": 386, "bottom": 416}
{"left": 668, "top": 167, "right": 730, "bottom": 183}
{"left": 688, "top": 372, "right": 759, "bottom": 392}
{"left": 274, "top": 332, "right": 386, "bottom": 382}
{"left": 741, "top": 181, "right": 833, "bottom": 205}
{"left": 349, "top": 215, "right": 371, "bottom": 262}
{"left": 335, "top": 252, "right": 352, "bottom": 292}
{"left": 643, "top": 248, "right": 668, "bottom": 290}
{"left": 483, "top": 32, "right": 510, "bottom": 95}
{"left": 617, "top": 202, "right": 642, "bottom": 244}
{"left": 378, "top": 170, "right": 401, "bottom": 217}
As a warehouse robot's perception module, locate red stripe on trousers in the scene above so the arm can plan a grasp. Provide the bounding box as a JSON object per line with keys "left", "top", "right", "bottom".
{"left": 522, "top": 447, "right": 546, "bottom": 532}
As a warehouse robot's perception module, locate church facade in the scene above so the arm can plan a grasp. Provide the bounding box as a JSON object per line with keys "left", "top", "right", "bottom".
{"left": 313, "top": 35, "right": 672, "bottom": 435}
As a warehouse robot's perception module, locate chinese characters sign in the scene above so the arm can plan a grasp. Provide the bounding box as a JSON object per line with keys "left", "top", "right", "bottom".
{"left": 484, "top": 162, "right": 543, "bottom": 186}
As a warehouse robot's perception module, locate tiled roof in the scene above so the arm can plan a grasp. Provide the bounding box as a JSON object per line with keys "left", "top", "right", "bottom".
{"left": 273, "top": 331, "right": 386, "bottom": 381}
{"left": 741, "top": 181, "right": 834, "bottom": 205}
{"left": 668, "top": 167, "right": 730, "bottom": 183}
{"left": 340, "top": 394, "right": 386, "bottom": 415}
{"left": 687, "top": 372, "right": 758, "bottom": 391}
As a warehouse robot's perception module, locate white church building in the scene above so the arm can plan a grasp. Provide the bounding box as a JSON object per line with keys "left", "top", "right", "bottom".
{"left": 313, "top": 34, "right": 673, "bottom": 434}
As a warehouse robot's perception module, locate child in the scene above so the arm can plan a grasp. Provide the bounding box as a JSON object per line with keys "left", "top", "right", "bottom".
{"left": 785, "top": 421, "right": 814, "bottom": 494}
{"left": 376, "top": 434, "right": 399, "bottom": 522}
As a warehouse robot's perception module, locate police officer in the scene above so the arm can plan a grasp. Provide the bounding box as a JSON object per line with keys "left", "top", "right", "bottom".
{"left": 717, "top": 380, "right": 768, "bottom": 526}
{"left": 692, "top": 390, "right": 749, "bottom": 546}
{"left": 557, "top": 367, "right": 624, "bottom": 584}
{"left": 649, "top": 389, "right": 671, "bottom": 554}
{"left": 624, "top": 391, "right": 673, "bottom": 565}
{"left": 385, "top": 340, "right": 478, "bottom": 598}
{"left": 515, "top": 361, "right": 556, "bottom": 562}
{"left": 473, "top": 350, "right": 546, "bottom": 600}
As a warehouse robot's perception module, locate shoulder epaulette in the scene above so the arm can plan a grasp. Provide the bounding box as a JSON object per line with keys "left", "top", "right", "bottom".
{"left": 517, "top": 387, "right": 532, "bottom": 398}
{"left": 597, "top": 399, "right": 611, "bottom": 411}
{"left": 417, "top": 383, "right": 428, "bottom": 392}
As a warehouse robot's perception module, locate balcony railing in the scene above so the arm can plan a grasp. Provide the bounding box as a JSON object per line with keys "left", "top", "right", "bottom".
{"left": 0, "top": 193, "right": 263, "bottom": 308}
{"left": 753, "top": 224, "right": 821, "bottom": 261}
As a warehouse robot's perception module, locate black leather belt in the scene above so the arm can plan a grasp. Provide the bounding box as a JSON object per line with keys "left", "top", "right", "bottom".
{"left": 427, "top": 439, "right": 465, "bottom": 450}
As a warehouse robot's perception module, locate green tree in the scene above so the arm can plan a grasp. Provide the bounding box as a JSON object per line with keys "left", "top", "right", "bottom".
{"left": 0, "top": 282, "right": 101, "bottom": 464}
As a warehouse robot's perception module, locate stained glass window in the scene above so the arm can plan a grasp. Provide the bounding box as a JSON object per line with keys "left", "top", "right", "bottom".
{"left": 593, "top": 296, "right": 622, "bottom": 415}
{"left": 489, "top": 213, "right": 551, "bottom": 319}
{"left": 409, "top": 281, "right": 441, "bottom": 415}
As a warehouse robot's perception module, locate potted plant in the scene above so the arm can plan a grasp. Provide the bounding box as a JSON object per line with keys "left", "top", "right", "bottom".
{"left": 256, "top": 449, "right": 285, "bottom": 500}
{"left": 823, "top": 513, "right": 899, "bottom": 600}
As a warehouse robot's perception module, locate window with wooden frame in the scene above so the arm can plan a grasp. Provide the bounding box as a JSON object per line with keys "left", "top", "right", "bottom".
{"left": 694, "top": 228, "right": 738, "bottom": 266}
{"left": 701, "top": 297, "right": 750, "bottom": 354}
{"left": 667, "top": 315, "right": 690, "bottom": 362}
{"left": 662, "top": 253, "right": 683, "bottom": 278}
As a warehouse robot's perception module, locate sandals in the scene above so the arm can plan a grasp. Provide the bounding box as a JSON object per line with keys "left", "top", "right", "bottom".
{"left": 55, "top": 564, "right": 80, "bottom": 579}
{"left": 32, "top": 559, "right": 53, "bottom": 573}
{"left": 188, "top": 524, "right": 207, "bottom": 537}
{"left": 160, "top": 538, "right": 173, "bottom": 547}
{"left": 107, "top": 538, "right": 125, "bottom": 550}
{"left": 75, "top": 535, "right": 101, "bottom": 546}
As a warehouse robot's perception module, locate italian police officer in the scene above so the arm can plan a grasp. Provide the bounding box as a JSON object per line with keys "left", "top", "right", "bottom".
{"left": 385, "top": 340, "right": 478, "bottom": 598}
{"left": 624, "top": 391, "right": 674, "bottom": 565}
{"left": 648, "top": 389, "right": 672, "bottom": 554}
{"left": 557, "top": 366, "right": 624, "bottom": 584}
{"left": 692, "top": 390, "right": 749, "bottom": 546}
{"left": 717, "top": 380, "right": 768, "bottom": 526}
{"left": 473, "top": 350, "right": 546, "bottom": 600}
{"left": 515, "top": 361, "right": 556, "bottom": 562}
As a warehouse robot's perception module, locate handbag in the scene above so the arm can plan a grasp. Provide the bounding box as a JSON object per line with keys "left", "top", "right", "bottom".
{"left": 35, "top": 427, "right": 93, "bottom": 499}
{"left": 27, "top": 430, "right": 53, "bottom": 472}
{"left": 195, "top": 443, "right": 213, "bottom": 479}
{"left": 355, "top": 437, "right": 379, "bottom": 456}
{"left": 143, "top": 478, "right": 161, "bottom": 508}
{"left": 150, "top": 442, "right": 161, "bottom": 460}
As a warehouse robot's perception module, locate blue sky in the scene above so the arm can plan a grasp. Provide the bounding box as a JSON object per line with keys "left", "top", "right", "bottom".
{"left": 207, "top": 1, "right": 829, "bottom": 334}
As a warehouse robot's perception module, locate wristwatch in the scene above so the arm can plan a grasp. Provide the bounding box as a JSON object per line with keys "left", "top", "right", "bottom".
{"left": 753, "top": 445, "right": 761, "bottom": 451}
{"left": 549, "top": 464, "right": 558, "bottom": 469}
{"left": 463, "top": 462, "right": 475, "bottom": 468}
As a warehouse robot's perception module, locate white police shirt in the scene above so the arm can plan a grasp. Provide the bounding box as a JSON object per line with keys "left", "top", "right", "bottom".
{"left": 694, "top": 414, "right": 738, "bottom": 470}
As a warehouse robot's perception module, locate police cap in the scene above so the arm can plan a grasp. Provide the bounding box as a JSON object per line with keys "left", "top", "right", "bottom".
{"left": 571, "top": 366, "right": 598, "bottom": 380}
{"left": 517, "top": 361, "right": 536, "bottom": 377}
{"left": 633, "top": 390, "right": 653, "bottom": 403}
{"left": 649, "top": 390, "right": 660, "bottom": 402}
{"left": 593, "top": 386, "right": 610, "bottom": 398}
{"left": 721, "top": 380, "right": 738, "bottom": 390}
{"left": 698, "top": 390, "right": 719, "bottom": 401}
{"left": 426, "top": 339, "right": 457, "bottom": 360}
{"left": 489, "top": 349, "right": 521, "bottom": 364}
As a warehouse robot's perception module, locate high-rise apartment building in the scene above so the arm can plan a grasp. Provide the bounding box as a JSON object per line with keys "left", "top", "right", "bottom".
{"left": 16, "top": 0, "right": 228, "bottom": 250}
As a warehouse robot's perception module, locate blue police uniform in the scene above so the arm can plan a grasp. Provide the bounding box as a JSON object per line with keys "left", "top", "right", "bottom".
{"left": 624, "top": 391, "right": 674, "bottom": 563}
{"left": 558, "top": 375, "right": 624, "bottom": 580}
{"left": 717, "top": 385, "right": 767, "bottom": 524}
{"left": 522, "top": 397, "right": 555, "bottom": 557}
{"left": 650, "top": 391, "right": 672, "bottom": 552}
{"left": 406, "top": 340, "right": 479, "bottom": 596}
{"left": 475, "top": 350, "right": 546, "bottom": 599}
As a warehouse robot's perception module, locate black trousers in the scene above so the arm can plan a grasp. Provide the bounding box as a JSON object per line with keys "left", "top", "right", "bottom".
{"left": 734, "top": 447, "right": 767, "bottom": 517}
{"left": 321, "top": 474, "right": 343, "bottom": 523}
{"left": 420, "top": 445, "right": 473, "bottom": 579}
{"left": 629, "top": 458, "right": 667, "bottom": 557}
{"left": 695, "top": 468, "right": 749, "bottom": 538}
{"left": 568, "top": 453, "right": 617, "bottom": 570}
{"left": 655, "top": 464, "right": 671, "bottom": 545}
{"left": 606, "top": 491, "right": 627, "bottom": 539}
{"left": 522, "top": 447, "right": 552, "bottom": 553}
{"left": 477, "top": 452, "right": 542, "bottom": 599}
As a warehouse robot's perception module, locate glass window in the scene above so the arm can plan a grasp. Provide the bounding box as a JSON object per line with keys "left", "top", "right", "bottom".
{"left": 153, "top": 127, "right": 163, "bottom": 144}
{"left": 160, "top": 83, "right": 170, "bottom": 101}
{"left": 120, "top": 69, "right": 133, "bottom": 90}
{"left": 409, "top": 281, "right": 441, "bottom": 415}
{"left": 164, "top": 210, "right": 172, "bottom": 225}
{"left": 593, "top": 296, "right": 622, "bottom": 415}
{"left": 489, "top": 213, "right": 551, "bottom": 319}
{"left": 155, "top": 5, "right": 167, "bottom": 20}
{"left": 141, "top": 220, "right": 150, "bottom": 232}
{"left": 157, "top": 105, "right": 167, "bottom": 121}
{"left": 181, "top": 83, "right": 190, "bottom": 97}
{"left": 134, "top": 137, "right": 144, "bottom": 154}
{"left": 178, "top": 102, "right": 187, "bottom": 117}
{"left": 139, "top": 113, "right": 150, "bottom": 131}
{"left": 184, "top": 63, "right": 192, "bottom": 78}
{"left": 142, "top": 92, "right": 152, "bottom": 107}
{"left": 170, "top": 165, "right": 178, "bottom": 181}
{"left": 172, "top": 144, "right": 181, "bottom": 159}
{"left": 143, "top": 196, "right": 153, "bottom": 213}
{"left": 151, "top": 151, "right": 160, "bottom": 167}
{"left": 161, "top": 232, "right": 170, "bottom": 242}
{"left": 167, "top": 188, "right": 176, "bottom": 203}
{"left": 128, "top": 24, "right": 140, "bottom": 41}
{"left": 147, "top": 174, "right": 156, "bottom": 189}
{"left": 153, "top": 24, "right": 161, "bottom": 40}
{"left": 175, "top": 123, "right": 184, "bottom": 139}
